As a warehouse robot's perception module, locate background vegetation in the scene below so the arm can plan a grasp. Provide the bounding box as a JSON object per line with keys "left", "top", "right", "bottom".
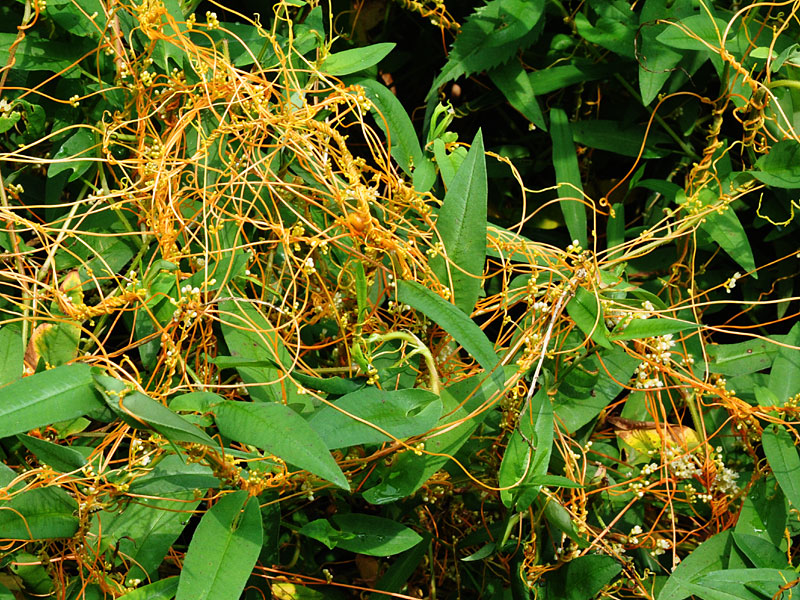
{"left": 1, "top": 0, "right": 800, "bottom": 598}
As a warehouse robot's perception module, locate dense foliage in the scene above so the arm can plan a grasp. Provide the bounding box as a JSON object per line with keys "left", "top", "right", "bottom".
{"left": 1, "top": 0, "right": 800, "bottom": 598}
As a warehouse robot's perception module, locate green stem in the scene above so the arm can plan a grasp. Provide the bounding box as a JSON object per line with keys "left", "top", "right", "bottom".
{"left": 767, "top": 79, "right": 800, "bottom": 92}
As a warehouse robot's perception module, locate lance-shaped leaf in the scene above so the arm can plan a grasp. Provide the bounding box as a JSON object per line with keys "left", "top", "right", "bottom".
{"left": 0, "top": 363, "right": 104, "bottom": 438}
{"left": 214, "top": 401, "right": 349, "bottom": 490}
{"left": 550, "top": 108, "right": 587, "bottom": 247}
{"left": 94, "top": 374, "right": 216, "bottom": 447}
{"left": 430, "top": 130, "right": 487, "bottom": 315}
{"left": 176, "top": 491, "right": 263, "bottom": 600}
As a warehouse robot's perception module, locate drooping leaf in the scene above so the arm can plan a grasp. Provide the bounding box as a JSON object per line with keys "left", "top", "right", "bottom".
{"left": 638, "top": 0, "right": 687, "bottom": 105}
{"left": 489, "top": 62, "right": 546, "bottom": 131}
{"left": 430, "top": 130, "right": 487, "bottom": 315}
{"left": 0, "top": 363, "right": 104, "bottom": 439}
{"left": 768, "top": 322, "right": 800, "bottom": 402}
{"left": 550, "top": 108, "right": 587, "bottom": 247}
{"left": 762, "top": 424, "right": 800, "bottom": 510}
{"left": 700, "top": 207, "right": 757, "bottom": 277}
{"left": 656, "top": 15, "right": 732, "bottom": 52}
{"left": 609, "top": 316, "right": 700, "bottom": 341}
{"left": 323, "top": 43, "right": 395, "bottom": 76}
{"left": 214, "top": 401, "right": 349, "bottom": 490}
{"left": 706, "top": 339, "right": 778, "bottom": 375}
{"left": 175, "top": 491, "right": 263, "bottom": 600}
{"left": 659, "top": 531, "right": 733, "bottom": 600}
{"left": 17, "top": 434, "right": 87, "bottom": 473}
{"left": 333, "top": 514, "right": 422, "bottom": 556}
{"left": 94, "top": 374, "right": 216, "bottom": 447}
{"left": 307, "top": 387, "right": 442, "bottom": 449}
{"left": 396, "top": 280, "right": 503, "bottom": 392}
{"left": 571, "top": 120, "right": 671, "bottom": 158}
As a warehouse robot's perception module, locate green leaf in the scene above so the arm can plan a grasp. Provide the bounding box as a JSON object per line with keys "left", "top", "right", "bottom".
{"left": 17, "top": 434, "right": 87, "bottom": 472}
{"left": 541, "top": 496, "right": 587, "bottom": 548}
{"left": 307, "top": 388, "right": 441, "bottom": 449}
{"left": 571, "top": 120, "right": 671, "bottom": 158}
{"left": 550, "top": 108, "right": 587, "bottom": 247}
{"left": 659, "top": 531, "right": 733, "bottom": 600}
{"left": 356, "top": 79, "right": 435, "bottom": 192}
{"left": 396, "top": 280, "right": 503, "bottom": 392}
{"left": 768, "top": 322, "right": 800, "bottom": 402}
{"left": 0, "top": 481, "right": 78, "bottom": 540}
{"left": 94, "top": 374, "right": 216, "bottom": 447}
{"left": 734, "top": 477, "right": 786, "bottom": 547}
{"left": 529, "top": 61, "right": 617, "bottom": 95}
{"left": 546, "top": 554, "right": 622, "bottom": 600}
{"left": 638, "top": 0, "right": 686, "bottom": 105}
{"left": 176, "top": 491, "right": 263, "bottom": 600}
{"left": 432, "top": 0, "right": 545, "bottom": 92}
{"left": 609, "top": 316, "right": 700, "bottom": 341}
{"left": 0, "top": 363, "right": 103, "bottom": 439}
{"left": 489, "top": 62, "right": 546, "bottom": 131}
{"left": 498, "top": 387, "right": 553, "bottom": 509}
{"left": 48, "top": 129, "right": 96, "bottom": 182}
{"left": 574, "top": 1, "right": 636, "bottom": 58}
{"left": 707, "top": 339, "right": 778, "bottom": 376}
{"left": 430, "top": 130, "right": 487, "bottom": 315}
{"left": 567, "top": 287, "right": 612, "bottom": 349}
{"left": 656, "top": 15, "right": 731, "bottom": 52}
{"left": 0, "top": 325, "right": 23, "bottom": 386}
{"left": 219, "top": 299, "right": 302, "bottom": 407}
{"left": 118, "top": 578, "right": 178, "bottom": 600}
{"left": 214, "top": 401, "right": 349, "bottom": 490}
{"left": 732, "top": 534, "right": 788, "bottom": 569}
{"left": 323, "top": 43, "right": 395, "bottom": 76}
{"left": 332, "top": 514, "right": 423, "bottom": 556}
{"left": 762, "top": 424, "right": 800, "bottom": 510}
{"left": 369, "top": 535, "right": 429, "bottom": 599}
{"left": 693, "top": 568, "right": 799, "bottom": 600}
{"left": 700, "top": 208, "right": 757, "bottom": 277}
{"left": 0, "top": 32, "right": 87, "bottom": 72}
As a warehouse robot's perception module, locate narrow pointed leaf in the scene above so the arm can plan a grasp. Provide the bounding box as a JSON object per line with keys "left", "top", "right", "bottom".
{"left": 430, "top": 130, "right": 487, "bottom": 315}
{"left": 94, "top": 374, "right": 216, "bottom": 447}
{"left": 215, "top": 401, "right": 349, "bottom": 490}
{"left": 176, "top": 491, "right": 262, "bottom": 600}
{"left": 397, "top": 280, "right": 503, "bottom": 392}
{"left": 551, "top": 108, "right": 587, "bottom": 247}
{"left": 762, "top": 424, "right": 800, "bottom": 510}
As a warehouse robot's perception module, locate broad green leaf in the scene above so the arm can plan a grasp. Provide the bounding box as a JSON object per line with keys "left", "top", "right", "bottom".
{"left": 498, "top": 387, "right": 552, "bottom": 509}
{"left": 529, "top": 61, "right": 617, "bottom": 95}
{"left": 553, "top": 347, "right": 639, "bottom": 432}
{"left": 656, "top": 15, "right": 731, "bottom": 52}
{"left": 169, "top": 391, "right": 225, "bottom": 413}
{"left": 546, "top": 554, "right": 622, "bottom": 600}
{"left": 432, "top": 138, "right": 466, "bottom": 188}
{"left": 396, "top": 280, "right": 503, "bottom": 392}
{"left": 219, "top": 299, "right": 302, "bottom": 407}
{"left": 0, "top": 583, "right": 11, "bottom": 600}
{"left": 17, "top": 434, "right": 87, "bottom": 472}
{"left": 0, "top": 326, "right": 22, "bottom": 385}
{"left": 700, "top": 208, "right": 757, "bottom": 277}
{"left": 732, "top": 534, "right": 788, "bottom": 569}
{"left": 693, "top": 568, "right": 799, "bottom": 600}
{"left": 48, "top": 129, "right": 96, "bottom": 182}
{"left": 734, "top": 477, "right": 786, "bottom": 547}
{"left": 332, "top": 514, "right": 422, "bottom": 556}
{"left": 707, "top": 339, "right": 778, "bottom": 376}
{"left": 323, "top": 43, "right": 395, "bottom": 76}
{"left": 8, "top": 552, "right": 52, "bottom": 595}
{"left": 307, "top": 388, "right": 441, "bottom": 449}
{"left": 541, "top": 496, "right": 587, "bottom": 548}
{"left": 574, "top": 1, "right": 636, "bottom": 58}
{"left": 430, "top": 129, "right": 487, "bottom": 315}
{"left": 299, "top": 518, "right": 341, "bottom": 549}
{"left": 118, "top": 578, "right": 178, "bottom": 600}
{"left": 48, "top": 0, "right": 107, "bottom": 39}
{"left": 489, "top": 62, "right": 546, "bottom": 131}
{"left": 638, "top": 0, "right": 686, "bottom": 105}
{"left": 431, "top": 0, "right": 545, "bottom": 92}
{"left": 362, "top": 375, "right": 496, "bottom": 503}
{"left": 0, "top": 32, "right": 88, "bottom": 72}
{"left": 356, "top": 78, "right": 435, "bottom": 191}
{"left": 0, "top": 363, "right": 104, "bottom": 439}
{"left": 609, "top": 316, "right": 700, "bottom": 341}
{"left": 762, "top": 424, "right": 800, "bottom": 510}
{"left": 550, "top": 108, "right": 587, "bottom": 247}
{"left": 176, "top": 491, "right": 263, "bottom": 600}
{"left": 567, "top": 287, "right": 612, "bottom": 349}
{"left": 571, "top": 120, "right": 671, "bottom": 158}
{"left": 768, "top": 322, "right": 800, "bottom": 402}
{"left": 659, "top": 531, "right": 733, "bottom": 600}
{"left": 215, "top": 401, "right": 349, "bottom": 489}
{"left": 0, "top": 486, "right": 78, "bottom": 540}
{"left": 94, "top": 374, "right": 216, "bottom": 447}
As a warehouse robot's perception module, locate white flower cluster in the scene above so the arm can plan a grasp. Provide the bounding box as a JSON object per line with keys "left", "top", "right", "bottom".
{"left": 725, "top": 272, "right": 742, "bottom": 293}
{"left": 651, "top": 538, "right": 671, "bottom": 557}
{"left": 665, "top": 448, "right": 700, "bottom": 480}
